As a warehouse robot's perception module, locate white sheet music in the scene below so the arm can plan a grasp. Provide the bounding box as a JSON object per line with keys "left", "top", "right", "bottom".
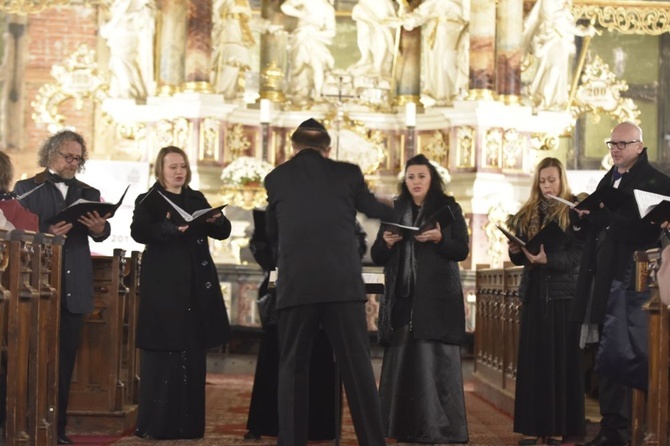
{"left": 545, "top": 194, "right": 576, "bottom": 208}
{"left": 633, "top": 189, "right": 670, "bottom": 218}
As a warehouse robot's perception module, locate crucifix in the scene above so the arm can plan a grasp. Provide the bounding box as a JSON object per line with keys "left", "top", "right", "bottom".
{"left": 323, "top": 75, "right": 358, "bottom": 160}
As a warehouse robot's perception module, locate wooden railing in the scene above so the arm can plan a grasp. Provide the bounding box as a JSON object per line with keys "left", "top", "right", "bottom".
{"left": 0, "top": 230, "right": 65, "bottom": 446}
{"left": 473, "top": 264, "right": 523, "bottom": 415}
{"left": 631, "top": 248, "right": 669, "bottom": 446}
{"left": 67, "top": 249, "right": 140, "bottom": 435}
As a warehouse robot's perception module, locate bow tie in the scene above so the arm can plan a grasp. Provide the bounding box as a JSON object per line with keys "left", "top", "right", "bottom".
{"left": 48, "top": 172, "right": 76, "bottom": 186}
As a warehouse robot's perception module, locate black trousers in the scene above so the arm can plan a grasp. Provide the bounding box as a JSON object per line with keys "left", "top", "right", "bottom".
{"left": 276, "top": 301, "right": 385, "bottom": 446}
{"left": 58, "top": 310, "right": 84, "bottom": 435}
{"left": 598, "top": 374, "right": 631, "bottom": 442}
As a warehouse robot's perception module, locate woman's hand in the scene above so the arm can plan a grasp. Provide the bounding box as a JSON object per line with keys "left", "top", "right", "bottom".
{"left": 508, "top": 239, "right": 522, "bottom": 254}
{"left": 166, "top": 212, "right": 188, "bottom": 233}
{"left": 523, "top": 244, "right": 547, "bottom": 265}
{"left": 414, "top": 222, "right": 442, "bottom": 244}
{"left": 206, "top": 212, "right": 223, "bottom": 224}
{"left": 382, "top": 230, "right": 403, "bottom": 249}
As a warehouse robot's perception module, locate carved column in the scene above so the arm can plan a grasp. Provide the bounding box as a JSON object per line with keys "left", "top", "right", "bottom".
{"left": 395, "top": 0, "right": 422, "bottom": 105}
{"left": 156, "top": 0, "right": 187, "bottom": 95}
{"left": 259, "top": 0, "right": 286, "bottom": 101}
{"left": 495, "top": 0, "right": 523, "bottom": 103}
{"left": 3, "top": 14, "right": 28, "bottom": 150}
{"left": 183, "top": 0, "right": 213, "bottom": 92}
{"left": 468, "top": 0, "right": 496, "bottom": 100}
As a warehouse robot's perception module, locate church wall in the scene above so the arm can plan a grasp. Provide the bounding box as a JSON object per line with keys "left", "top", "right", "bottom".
{"left": 12, "top": 6, "right": 99, "bottom": 181}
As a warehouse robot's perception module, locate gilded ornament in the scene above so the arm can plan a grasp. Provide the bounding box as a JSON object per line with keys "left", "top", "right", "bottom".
{"left": 456, "top": 126, "right": 475, "bottom": 168}
{"left": 485, "top": 128, "right": 503, "bottom": 168}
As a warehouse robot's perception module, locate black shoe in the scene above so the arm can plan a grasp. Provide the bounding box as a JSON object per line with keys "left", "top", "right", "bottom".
{"left": 578, "top": 431, "right": 626, "bottom": 446}
{"left": 57, "top": 434, "right": 73, "bottom": 444}
{"left": 519, "top": 438, "right": 539, "bottom": 445}
{"left": 244, "top": 430, "right": 261, "bottom": 440}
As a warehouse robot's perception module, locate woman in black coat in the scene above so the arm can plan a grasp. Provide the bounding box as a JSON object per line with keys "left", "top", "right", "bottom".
{"left": 131, "top": 146, "right": 232, "bottom": 439}
{"left": 371, "top": 154, "right": 469, "bottom": 444}
{"left": 505, "top": 157, "right": 584, "bottom": 445}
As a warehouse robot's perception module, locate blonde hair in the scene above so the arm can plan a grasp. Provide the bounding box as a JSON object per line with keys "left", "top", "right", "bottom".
{"left": 508, "top": 157, "right": 573, "bottom": 231}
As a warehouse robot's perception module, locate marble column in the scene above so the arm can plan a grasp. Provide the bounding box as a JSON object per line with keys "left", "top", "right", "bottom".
{"left": 183, "top": 0, "right": 213, "bottom": 92}
{"left": 468, "top": 0, "right": 496, "bottom": 100}
{"left": 395, "top": 0, "right": 421, "bottom": 105}
{"left": 495, "top": 0, "right": 523, "bottom": 103}
{"left": 259, "top": 0, "right": 286, "bottom": 102}
{"left": 156, "top": 0, "right": 187, "bottom": 96}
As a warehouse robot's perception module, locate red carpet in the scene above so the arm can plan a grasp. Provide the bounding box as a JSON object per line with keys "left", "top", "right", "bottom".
{"left": 81, "top": 373, "right": 529, "bottom": 445}
{"left": 62, "top": 370, "right": 598, "bottom": 445}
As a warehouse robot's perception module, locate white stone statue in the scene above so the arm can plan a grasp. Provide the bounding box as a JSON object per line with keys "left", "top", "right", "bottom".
{"left": 212, "top": 0, "right": 255, "bottom": 99}
{"left": 348, "top": 0, "right": 397, "bottom": 79}
{"left": 280, "top": 0, "right": 336, "bottom": 100}
{"left": 400, "top": 0, "right": 469, "bottom": 104}
{"left": 522, "top": 0, "right": 594, "bottom": 110}
{"left": 101, "top": 0, "right": 155, "bottom": 100}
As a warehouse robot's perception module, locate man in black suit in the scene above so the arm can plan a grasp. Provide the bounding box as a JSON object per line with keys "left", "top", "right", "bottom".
{"left": 264, "top": 118, "right": 394, "bottom": 446}
{"left": 14, "top": 130, "right": 111, "bottom": 444}
{"left": 571, "top": 122, "right": 670, "bottom": 446}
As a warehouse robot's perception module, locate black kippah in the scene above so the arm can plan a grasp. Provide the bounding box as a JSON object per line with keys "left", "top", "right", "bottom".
{"left": 297, "top": 118, "right": 327, "bottom": 132}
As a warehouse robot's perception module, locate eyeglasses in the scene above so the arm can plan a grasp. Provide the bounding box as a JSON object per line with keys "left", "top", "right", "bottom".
{"left": 605, "top": 140, "right": 640, "bottom": 151}
{"left": 58, "top": 151, "right": 83, "bottom": 164}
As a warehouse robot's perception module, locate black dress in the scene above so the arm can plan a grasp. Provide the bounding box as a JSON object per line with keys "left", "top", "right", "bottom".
{"left": 510, "top": 212, "right": 585, "bottom": 439}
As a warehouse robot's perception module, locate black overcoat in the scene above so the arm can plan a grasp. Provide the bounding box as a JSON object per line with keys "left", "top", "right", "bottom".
{"left": 131, "top": 182, "right": 232, "bottom": 350}
{"left": 14, "top": 169, "right": 111, "bottom": 313}
{"left": 571, "top": 149, "right": 670, "bottom": 324}
{"left": 371, "top": 195, "right": 470, "bottom": 345}
{"left": 264, "top": 149, "right": 394, "bottom": 309}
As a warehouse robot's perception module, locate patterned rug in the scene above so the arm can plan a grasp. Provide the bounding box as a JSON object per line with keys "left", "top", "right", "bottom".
{"left": 93, "top": 374, "right": 529, "bottom": 446}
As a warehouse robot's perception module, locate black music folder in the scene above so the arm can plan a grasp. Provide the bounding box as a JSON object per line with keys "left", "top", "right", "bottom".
{"left": 497, "top": 220, "right": 567, "bottom": 255}
{"left": 46, "top": 185, "right": 130, "bottom": 225}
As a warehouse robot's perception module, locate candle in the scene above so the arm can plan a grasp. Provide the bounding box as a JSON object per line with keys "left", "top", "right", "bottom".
{"left": 405, "top": 102, "right": 416, "bottom": 127}
{"left": 260, "top": 99, "right": 271, "bottom": 124}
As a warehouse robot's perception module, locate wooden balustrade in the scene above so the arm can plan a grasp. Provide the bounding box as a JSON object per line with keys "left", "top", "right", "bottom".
{"left": 0, "top": 228, "right": 142, "bottom": 443}
{"left": 67, "top": 249, "right": 139, "bottom": 435}
{"left": 0, "top": 230, "right": 64, "bottom": 446}
{"left": 473, "top": 263, "right": 523, "bottom": 415}
{"left": 631, "top": 248, "right": 669, "bottom": 446}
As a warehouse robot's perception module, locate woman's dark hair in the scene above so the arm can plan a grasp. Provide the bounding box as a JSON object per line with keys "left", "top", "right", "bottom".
{"left": 38, "top": 130, "right": 88, "bottom": 172}
{"left": 0, "top": 151, "right": 14, "bottom": 193}
{"left": 399, "top": 154, "right": 446, "bottom": 214}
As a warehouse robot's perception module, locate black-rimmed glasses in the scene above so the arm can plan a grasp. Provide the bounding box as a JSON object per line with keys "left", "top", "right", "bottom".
{"left": 605, "top": 140, "right": 640, "bottom": 151}
{"left": 58, "top": 151, "right": 83, "bottom": 164}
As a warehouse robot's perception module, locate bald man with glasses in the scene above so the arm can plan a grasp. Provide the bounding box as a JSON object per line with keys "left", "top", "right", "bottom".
{"left": 570, "top": 122, "right": 670, "bottom": 446}
{"left": 14, "top": 130, "right": 111, "bottom": 444}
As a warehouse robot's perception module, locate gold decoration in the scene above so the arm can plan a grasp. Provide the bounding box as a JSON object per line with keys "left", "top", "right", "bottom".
{"left": 571, "top": 55, "right": 640, "bottom": 124}
{"left": 572, "top": 2, "right": 670, "bottom": 35}
{"left": 154, "top": 118, "right": 191, "bottom": 149}
{"left": 322, "top": 110, "right": 386, "bottom": 175}
{"left": 502, "top": 129, "right": 524, "bottom": 168}
{"left": 456, "top": 126, "right": 475, "bottom": 168}
{"left": 421, "top": 131, "right": 449, "bottom": 164}
{"left": 1, "top": 0, "right": 67, "bottom": 14}
{"left": 32, "top": 44, "right": 109, "bottom": 133}
{"left": 261, "top": 61, "right": 284, "bottom": 93}
{"left": 199, "top": 118, "right": 221, "bottom": 163}
{"left": 485, "top": 128, "right": 503, "bottom": 168}
{"left": 530, "top": 133, "right": 559, "bottom": 151}
{"left": 484, "top": 203, "right": 515, "bottom": 268}
{"left": 226, "top": 124, "right": 251, "bottom": 158}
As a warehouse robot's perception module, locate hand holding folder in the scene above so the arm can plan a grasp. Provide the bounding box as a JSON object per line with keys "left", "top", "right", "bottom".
{"left": 45, "top": 185, "right": 130, "bottom": 225}
{"left": 497, "top": 220, "right": 567, "bottom": 255}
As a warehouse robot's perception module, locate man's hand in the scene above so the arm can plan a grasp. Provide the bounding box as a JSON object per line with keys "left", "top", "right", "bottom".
{"left": 78, "top": 211, "right": 110, "bottom": 236}
{"left": 49, "top": 220, "right": 73, "bottom": 236}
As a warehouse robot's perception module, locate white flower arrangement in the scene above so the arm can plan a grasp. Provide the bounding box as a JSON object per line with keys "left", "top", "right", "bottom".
{"left": 397, "top": 160, "right": 452, "bottom": 184}
{"left": 220, "top": 156, "right": 274, "bottom": 187}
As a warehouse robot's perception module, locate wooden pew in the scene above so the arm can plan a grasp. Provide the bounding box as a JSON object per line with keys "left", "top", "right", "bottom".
{"left": 121, "top": 251, "right": 141, "bottom": 406}
{"left": 473, "top": 263, "right": 523, "bottom": 415}
{"left": 67, "top": 249, "right": 137, "bottom": 435}
{"left": 631, "top": 248, "right": 668, "bottom": 446}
